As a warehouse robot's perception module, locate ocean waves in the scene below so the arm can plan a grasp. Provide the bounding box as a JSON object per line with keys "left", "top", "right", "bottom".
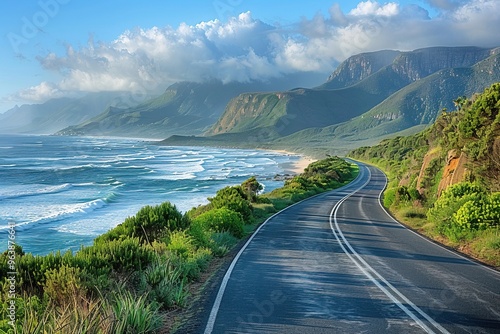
{"left": 0, "top": 183, "right": 73, "bottom": 200}
{"left": 0, "top": 190, "right": 120, "bottom": 231}
{"left": 0, "top": 135, "right": 300, "bottom": 254}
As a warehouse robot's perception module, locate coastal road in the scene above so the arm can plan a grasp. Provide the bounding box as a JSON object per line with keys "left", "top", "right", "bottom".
{"left": 203, "top": 162, "right": 500, "bottom": 334}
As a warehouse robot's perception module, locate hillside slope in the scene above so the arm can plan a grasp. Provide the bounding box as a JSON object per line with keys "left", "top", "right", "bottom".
{"left": 205, "top": 46, "right": 497, "bottom": 142}
{"left": 349, "top": 83, "right": 500, "bottom": 266}
{"left": 0, "top": 92, "right": 125, "bottom": 134}
{"left": 274, "top": 49, "right": 500, "bottom": 153}
{"left": 56, "top": 81, "right": 265, "bottom": 138}
{"left": 55, "top": 75, "right": 325, "bottom": 139}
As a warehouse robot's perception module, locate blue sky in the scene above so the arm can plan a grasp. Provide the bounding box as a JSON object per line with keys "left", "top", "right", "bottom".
{"left": 1, "top": 0, "right": 499, "bottom": 112}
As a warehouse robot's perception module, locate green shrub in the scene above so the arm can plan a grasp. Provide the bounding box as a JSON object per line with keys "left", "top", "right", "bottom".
{"left": 428, "top": 182, "right": 486, "bottom": 225}
{"left": 167, "top": 231, "right": 196, "bottom": 258}
{"left": 453, "top": 193, "right": 500, "bottom": 229}
{"left": 408, "top": 187, "right": 421, "bottom": 201}
{"left": 241, "top": 176, "right": 263, "bottom": 202}
{"left": 177, "top": 248, "right": 212, "bottom": 281}
{"left": 43, "top": 265, "right": 85, "bottom": 306}
{"left": 137, "top": 257, "right": 188, "bottom": 309}
{"left": 209, "top": 232, "right": 239, "bottom": 257}
{"left": 383, "top": 188, "right": 397, "bottom": 207}
{"left": 0, "top": 294, "right": 50, "bottom": 333}
{"left": 187, "top": 220, "right": 211, "bottom": 248}
{"left": 209, "top": 186, "right": 253, "bottom": 224}
{"left": 84, "top": 237, "right": 154, "bottom": 273}
{"left": 193, "top": 207, "right": 245, "bottom": 238}
{"left": 99, "top": 201, "right": 188, "bottom": 243}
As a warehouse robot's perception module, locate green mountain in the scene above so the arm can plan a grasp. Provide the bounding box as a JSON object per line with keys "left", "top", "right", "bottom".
{"left": 279, "top": 49, "right": 500, "bottom": 154}
{"left": 55, "top": 77, "right": 319, "bottom": 139}
{"left": 202, "top": 47, "right": 497, "bottom": 145}
{"left": 0, "top": 92, "right": 126, "bottom": 134}
{"left": 207, "top": 84, "right": 392, "bottom": 137}
{"left": 206, "top": 47, "right": 497, "bottom": 136}
{"left": 205, "top": 58, "right": 412, "bottom": 139}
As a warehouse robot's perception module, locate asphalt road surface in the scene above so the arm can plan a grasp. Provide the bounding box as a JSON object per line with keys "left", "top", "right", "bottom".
{"left": 204, "top": 162, "right": 500, "bottom": 334}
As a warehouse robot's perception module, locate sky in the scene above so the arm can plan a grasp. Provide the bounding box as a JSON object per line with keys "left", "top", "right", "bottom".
{"left": 1, "top": 0, "right": 499, "bottom": 112}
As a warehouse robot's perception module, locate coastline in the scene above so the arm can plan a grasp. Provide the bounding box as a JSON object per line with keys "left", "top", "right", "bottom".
{"left": 48, "top": 133, "right": 317, "bottom": 175}
{"left": 272, "top": 149, "right": 317, "bottom": 174}
{"left": 1, "top": 135, "right": 306, "bottom": 255}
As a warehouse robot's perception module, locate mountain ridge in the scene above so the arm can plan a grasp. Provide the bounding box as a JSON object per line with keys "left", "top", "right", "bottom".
{"left": 0, "top": 92, "right": 129, "bottom": 135}
{"left": 55, "top": 78, "right": 319, "bottom": 139}
{"left": 203, "top": 46, "right": 499, "bottom": 143}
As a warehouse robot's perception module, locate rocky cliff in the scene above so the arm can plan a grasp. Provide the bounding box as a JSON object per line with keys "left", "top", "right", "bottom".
{"left": 391, "top": 46, "right": 493, "bottom": 82}
{"left": 207, "top": 46, "right": 499, "bottom": 143}
{"left": 320, "top": 50, "right": 400, "bottom": 89}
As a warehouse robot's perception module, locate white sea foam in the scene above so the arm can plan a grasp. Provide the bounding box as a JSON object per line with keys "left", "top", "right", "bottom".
{"left": 156, "top": 172, "right": 197, "bottom": 180}
{"left": 57, "top": 163, "right": 112, "bottom": 171}
{"left": 74, "top": 182, "right": 97, "bottom": 186}
{"left": 0, "top": 183, "right": 72, "bottom": 200}
{"left": 1, "top": 193, "right": 116, "bottom": 231}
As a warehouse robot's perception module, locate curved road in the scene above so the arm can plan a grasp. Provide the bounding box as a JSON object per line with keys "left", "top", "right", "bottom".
{"left": 204, "top": 162, "right": 500, "bottom": 334}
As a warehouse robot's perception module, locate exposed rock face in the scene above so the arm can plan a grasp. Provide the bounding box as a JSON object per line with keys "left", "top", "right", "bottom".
{"left": 437, "top": 150, "right": 469, "bottom": 196}
{"left": 209, "top": 93, "right": 284, "bottom": 135}
{"left": 322, "top": 50, "right": 400, "bottom": 89}
{"left": 323, "top": 47, "right": 493, "bottom": 90}
{"left": 416, "top": 148, "right": 469, "bottom": 196}
{"left": 391, "top": 46, "right": 492, "bottom": 82}
{"left": 416, "top": 148, "right": 442, "bottom": 192}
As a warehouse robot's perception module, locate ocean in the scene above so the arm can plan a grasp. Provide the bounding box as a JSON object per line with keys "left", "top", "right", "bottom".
{"left": 0, "top": 134, "right": 299, "bottom": 255}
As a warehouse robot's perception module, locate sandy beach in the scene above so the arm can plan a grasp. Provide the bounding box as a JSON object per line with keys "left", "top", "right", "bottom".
{"left": 273, "top": 149, "right": 317, "bottom": 174}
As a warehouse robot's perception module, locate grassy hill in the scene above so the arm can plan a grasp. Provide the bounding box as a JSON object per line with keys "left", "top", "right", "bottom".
{"left": 56, "top": 81, "right": 263, "bottom": 138}
{"left": 207, "top": 83, "right": 392, "bottom": 138}
{"left": 198, "top": 47, "right": 499, "bottom": 148}
{"left": 349, "top": 83, "right": 500, "bottom": 267}
{"left": 273, "top": 50, "right": 500, "bottom": 154}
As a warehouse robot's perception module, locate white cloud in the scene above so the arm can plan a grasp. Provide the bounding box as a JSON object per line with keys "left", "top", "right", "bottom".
{"left": 350, "top": 1, "right": 400, "bottom": 16}
{"left": 279, "top": 0, "right": 499, "bottom": 62}
{"left": 10, "top": 1, "right": 500, "bottom": 104}
{"left": 16, "top": 82, "right": 63, "bottom": 102}
{"left": 37, "top": 11, "right": 279, "bottom": 95}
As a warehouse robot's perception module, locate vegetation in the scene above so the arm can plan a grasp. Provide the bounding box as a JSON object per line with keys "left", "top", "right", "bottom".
{"left": 349, "top": 83, "right": 500, "bottom": 267}
{"left": 162, "top": 47, "right": 500, "bottom": 160}
{"left": 0, "top": 156, "right": 357, "bottom": 333}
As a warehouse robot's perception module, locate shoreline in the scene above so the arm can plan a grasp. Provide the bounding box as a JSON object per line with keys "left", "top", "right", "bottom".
{"left": 271, "top": 149, "right": 317, "bottom": 174}
{"left": 43, "top": 133, "right": 319, "bottom": 174}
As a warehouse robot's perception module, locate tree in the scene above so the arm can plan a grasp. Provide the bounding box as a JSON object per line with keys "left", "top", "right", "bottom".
{"left": 241, "top": 176, "right": 263, "bottom": 202}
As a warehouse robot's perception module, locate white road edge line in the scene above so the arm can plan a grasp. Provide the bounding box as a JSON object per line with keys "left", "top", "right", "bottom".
{"left": 204, "top": 164, "right": 363, "bottom": 334}
{"left": 376, "top": 174, "right": 500, "bottom": 276}
{"left": 345, "top": 158, "right": 500, "bottom": 277}
{"left": 329, "top": 165, "right": 450, "bottom": 334}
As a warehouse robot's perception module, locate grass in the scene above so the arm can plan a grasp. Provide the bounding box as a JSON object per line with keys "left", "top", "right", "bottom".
{"left": 391, "top": 204, "right": 500, "bottom": 268}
